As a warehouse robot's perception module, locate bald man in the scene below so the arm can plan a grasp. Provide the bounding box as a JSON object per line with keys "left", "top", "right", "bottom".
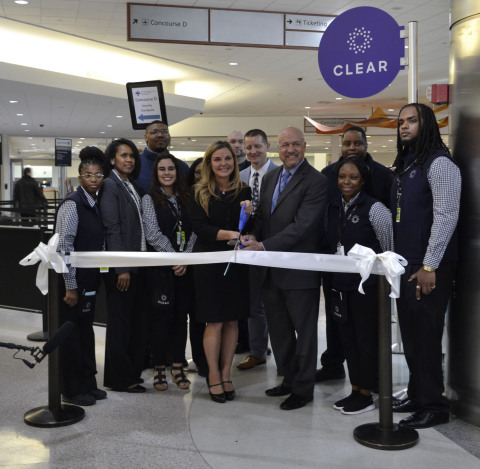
{"left": 242, "top": 127, "right": 328, "bottom": 410}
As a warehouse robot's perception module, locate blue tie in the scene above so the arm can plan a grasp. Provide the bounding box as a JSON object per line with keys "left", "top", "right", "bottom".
{"left": 271, "top": 171, "right": 291, "bottom": 212}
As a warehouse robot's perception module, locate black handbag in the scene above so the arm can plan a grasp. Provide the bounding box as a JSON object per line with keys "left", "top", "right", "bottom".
{"left": 151, "top": 266, "right": 175, "bottom": 311}
{"left": 331, "top": 288, "right": 348, "bottom": 323}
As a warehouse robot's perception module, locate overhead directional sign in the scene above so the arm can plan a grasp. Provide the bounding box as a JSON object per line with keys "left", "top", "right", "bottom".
{"left": 318, "top": 7, "right": 405, "bottom": 98}
{"left": 128, "top": 3, "right": 335, "bottom": 50}
{"left": 285, "top": 15, "right": 334, "bottom": 31}
{"left": 129, "top": 4, "right": 208, "bottom": 42}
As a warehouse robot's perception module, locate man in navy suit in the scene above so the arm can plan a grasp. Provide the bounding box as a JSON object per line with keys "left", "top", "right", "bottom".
{"left": 237, "top": 129, "right": 277, "bottom": 370}
{"left": 241, "top": 127, "right": 328, "bottom": 410}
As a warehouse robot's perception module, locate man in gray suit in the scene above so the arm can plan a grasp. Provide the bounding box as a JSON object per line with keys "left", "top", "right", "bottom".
{"left": 237, "top": 129, "right": 277, "bottom": 370}
{"left": 241, "top": 127, "right": 328, "bottom": 410}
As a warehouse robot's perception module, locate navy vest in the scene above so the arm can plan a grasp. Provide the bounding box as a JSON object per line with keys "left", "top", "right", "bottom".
{"left": 153, "top": 197, "right": 193, "bottom": 252}
{"left": 327, "top": 191, "right": 381, "bottom": 291}
{"left": 391, "top": 150, "right": 458, "bottom": 265}
{"left": 58, "top": 189, "right": 104, "bottom": 291}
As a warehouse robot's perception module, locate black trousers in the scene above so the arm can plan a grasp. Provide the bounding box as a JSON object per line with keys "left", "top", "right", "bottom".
{"left": 320, "top": 273, "right": 346, "bottom": 369}
{"left": 396, "top": 263, "right": 455, "bottom": 412}
{"left": 262, "top": 272, "right": 320, "bottom": 399}
{"left": 59, "top": 282, "right": 98, "bottom": 397}
{"left": 149, "top": 272, "right": 191, "bottom": 365}
{"left": 103, "top": 269, "right": 148, "bottom": 390}
{"left": 338, "top": 285, "right": 378, "bottom": 391}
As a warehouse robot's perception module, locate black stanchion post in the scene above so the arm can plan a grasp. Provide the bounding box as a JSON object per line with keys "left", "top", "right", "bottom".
{"left": 353, "top": 276, "right": 419, "bottom": 450}
{"left": 24, "top": 269, "right": 85, "bottom": 427}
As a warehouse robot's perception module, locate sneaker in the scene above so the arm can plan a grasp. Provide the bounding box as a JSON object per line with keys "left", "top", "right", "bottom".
{"left": 341, "top": 394, "right": 375, "bottom": 415}
{"left": 333, "top": 390, "right": 360, "bottom": 410}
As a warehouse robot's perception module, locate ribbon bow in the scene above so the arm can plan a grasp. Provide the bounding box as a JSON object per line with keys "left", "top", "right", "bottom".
{"left": 347, "top": 244, "right": 407, "bottom": 298}
{"left": 19, "top": 233, "right": 68, "bottom": 295}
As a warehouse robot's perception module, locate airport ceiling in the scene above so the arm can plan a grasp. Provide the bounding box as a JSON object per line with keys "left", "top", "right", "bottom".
{"left": 0, "top": 0, "right": 450, "bottom": 157}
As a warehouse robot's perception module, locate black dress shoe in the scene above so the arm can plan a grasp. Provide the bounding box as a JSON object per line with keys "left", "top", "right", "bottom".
{"left": 280, "top": 393, "right": 313, "bottom": 410}
{"left": 265, "top": 384, "right": 292, "bottom": 397}
{"left": 62, "top": 393, "right": 96, "bottom": 406}
{"left": 127, "top": 384, "right": 146, "bottom": 393}
{"left": 315, "top": 366, "right": 346, "bottom": 382}
{"left": 89, "top": 388, "right": 107, "bottom": 400}
{"left": 392, "top": 398, "right": 417, "bottom": 413}
{"left": 399, "top": 410, "right": 449, "bottom": 429}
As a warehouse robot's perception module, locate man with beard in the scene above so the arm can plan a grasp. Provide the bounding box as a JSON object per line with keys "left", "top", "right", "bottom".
{"left": 391, "top": 103, "right": 461, "bottom": 429}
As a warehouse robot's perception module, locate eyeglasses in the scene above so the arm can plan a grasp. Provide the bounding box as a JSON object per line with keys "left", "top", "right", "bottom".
{"left": 80, "top": 173, "right": 104, "bottom": 180}
{"left": 194, "top": 170, "right": 201, "bottom": 176}
{"left": 148, "top": 129, "right": 170, "bottom": 136}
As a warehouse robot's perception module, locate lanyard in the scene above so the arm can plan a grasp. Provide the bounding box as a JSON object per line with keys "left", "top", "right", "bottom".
{"left": 337, "top": 203, "right": 358, "bottom": 245}
{"left": 166, "top": 196, "right": 185, "bottom": 251}
{"left": 395, "top": 161, "right": 416, "bottom": 223}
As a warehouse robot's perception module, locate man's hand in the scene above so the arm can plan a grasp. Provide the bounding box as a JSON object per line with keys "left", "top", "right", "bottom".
{"left": 409, "top": 267, "right": 436, "bottom": 300}
{"left": 240, "top": 234, "right": 264, "bottom": 251}
{"left": 172, "top": 265, "right": 187, "bottom": 276}
{"left": 117, "top": 272, "right": 131, "bottom": 292}
{"left": 64, "top": 289, "right": 78, "bottom": 307}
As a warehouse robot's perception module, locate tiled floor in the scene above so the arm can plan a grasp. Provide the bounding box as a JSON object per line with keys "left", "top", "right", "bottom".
{"left": 1, "top": 307, "right": 479, "bottom": 469}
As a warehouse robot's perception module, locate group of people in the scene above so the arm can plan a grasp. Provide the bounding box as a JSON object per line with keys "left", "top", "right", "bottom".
{"left": 54, "top": 104, "right": 461, "bottom": 429}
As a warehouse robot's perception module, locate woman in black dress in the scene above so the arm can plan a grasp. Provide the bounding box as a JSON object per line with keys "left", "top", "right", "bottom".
{"left": 142, "top": 153, "right": 197, "bottom": 391}
{"left": 191, "top": 141, "right": 251, "bottom": 403}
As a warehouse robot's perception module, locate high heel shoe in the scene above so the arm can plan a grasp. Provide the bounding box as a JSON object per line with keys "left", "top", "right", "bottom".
{"left": 171, "top": 365, "right": 191, "bottom": 390}
{"left": 222, "top": 380, "right": 236, "bottom": 401}
{"left": 153, "top": 366, "right": 168, "bottom": 391}
{"left": 208, "top": 383, "right": 226, "bottom": 403}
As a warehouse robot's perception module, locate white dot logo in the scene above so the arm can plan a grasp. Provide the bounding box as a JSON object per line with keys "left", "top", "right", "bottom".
{"left": 347, "top": 27, "right": 373, "bottom": 54}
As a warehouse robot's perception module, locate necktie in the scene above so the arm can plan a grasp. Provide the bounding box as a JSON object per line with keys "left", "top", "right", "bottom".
{"left": 271, "top": 170, "right": 291, "bottom": 212}
{"left": 279, "top": 170, "right": 291, "bottom": 194}
{"left": 252, "top": 172, "right": 259, "bottom": 210}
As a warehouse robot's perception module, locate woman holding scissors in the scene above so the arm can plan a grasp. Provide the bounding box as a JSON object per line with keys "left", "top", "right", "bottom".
{"left": 191, "top": 141, "right": 251, "bottom": 403}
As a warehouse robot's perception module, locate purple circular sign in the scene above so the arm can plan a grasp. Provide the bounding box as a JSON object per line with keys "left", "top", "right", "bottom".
{"left": 318, "top": 7, "right": 405, "bottom": 98}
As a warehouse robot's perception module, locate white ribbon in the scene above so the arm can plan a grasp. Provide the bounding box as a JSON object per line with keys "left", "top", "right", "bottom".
{"left": 347, "top": 243, "right": 407, "bottom": 298}
{"left": 20, "top": 237, "right": 407, "bottom": 298}
{"left": 18, "top": 233, "right": 68, "bottom": 295}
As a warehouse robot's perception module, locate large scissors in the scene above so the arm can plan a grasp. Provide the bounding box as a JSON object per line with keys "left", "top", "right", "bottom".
{"left": 224, "top": 204, "right": 249, "bottom": 276}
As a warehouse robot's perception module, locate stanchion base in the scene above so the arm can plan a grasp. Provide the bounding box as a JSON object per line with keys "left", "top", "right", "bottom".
{"left": 24, "top": 404, "right": 85, "bottom": 428}
{"left": 354, "top": 423, "right": 419, "bottom": 450}
{"left": 26, "top": 330, "right": 48, "bottom": 342}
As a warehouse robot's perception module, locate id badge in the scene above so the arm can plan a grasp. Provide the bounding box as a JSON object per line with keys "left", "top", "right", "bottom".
{"left": 177, "top": 231, "right": 186, "bottom": 251}
{"left": 336, "top": 243, "right": 345, "bottom": 256}
{"left": 100, "top": 267, "right": 109, "bottom": 273}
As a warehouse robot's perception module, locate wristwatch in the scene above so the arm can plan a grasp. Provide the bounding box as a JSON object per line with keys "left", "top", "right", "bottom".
{"left": 423, "top": 265, "right": 435, "bottom": 272}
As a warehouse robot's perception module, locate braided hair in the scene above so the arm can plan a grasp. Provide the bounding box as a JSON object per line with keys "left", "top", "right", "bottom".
{"left": 393, "top": 103, "right": 450, "bottom": 173}
{"left": 78, "top": 146, "right": 106, "bottom": 174}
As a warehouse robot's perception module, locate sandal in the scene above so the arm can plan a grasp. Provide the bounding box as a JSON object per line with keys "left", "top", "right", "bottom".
{"left": 153, "top": 366, "right": 168, "bottom": 391}
{"left": 171, "top": 365, "right": 191, "bottom": 390}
